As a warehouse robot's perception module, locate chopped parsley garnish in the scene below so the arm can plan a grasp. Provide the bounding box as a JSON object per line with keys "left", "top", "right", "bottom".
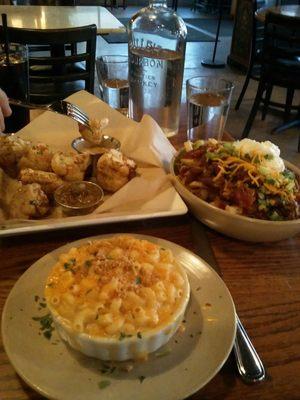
{"left": 63, "top": 262, "right": 76, "bottom": 273}
{"left": 44, "top": 330, "right": 52, "bottom": 340}
{"left": 264, "top": 153, "right": 274, "bottom": 160}
{"left": 135, "top": 276, "right": 142, "bottom": 285}
{"left": 98, "top": 380, "right": 111, "bottom": 389}
{"left": 100, "top": 363, "right": 116, "bottom": 374}
{"left": 32, "top": 313, "right": 55, "bottom": 340}
{"left": 119, "top": 332, "right": 132, "bottom": 341}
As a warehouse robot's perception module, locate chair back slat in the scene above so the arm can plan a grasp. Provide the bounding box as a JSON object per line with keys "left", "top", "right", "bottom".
{"left": 29, "top": 53, "right": 92, "bottom": 65}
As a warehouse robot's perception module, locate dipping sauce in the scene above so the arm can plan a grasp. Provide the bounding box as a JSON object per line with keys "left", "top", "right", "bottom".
{"left": 54, "top": 181, "right": 104, "bottom": 215}
{"left": 72, "top": 136, "right": 121, "bottom": 156}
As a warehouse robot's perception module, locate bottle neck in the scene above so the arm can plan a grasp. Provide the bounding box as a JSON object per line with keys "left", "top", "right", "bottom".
{"left": 149, "top": 0, "right": 168, "bottom": 8}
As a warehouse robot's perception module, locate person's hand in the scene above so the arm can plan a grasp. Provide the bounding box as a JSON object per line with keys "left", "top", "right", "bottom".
{"left": 0, "top": 89, "right": 12, "bottom": 132}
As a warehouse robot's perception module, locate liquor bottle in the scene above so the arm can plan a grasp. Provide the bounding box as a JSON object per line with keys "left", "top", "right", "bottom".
{"left": 128, "top": 0, "right": 187, "bottom": 138}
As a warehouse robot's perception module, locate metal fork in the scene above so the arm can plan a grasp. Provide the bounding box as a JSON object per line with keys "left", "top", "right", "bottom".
{"left": 9, "top": 98, "right": 93, "bottom": 134}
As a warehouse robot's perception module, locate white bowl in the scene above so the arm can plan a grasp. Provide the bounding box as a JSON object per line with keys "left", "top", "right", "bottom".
{"left": 48, "top": 289, "right": 189, "bottom": 361}
{"left": 45, "top": 237, "right": 190, "bottom": 361}
{"left": 170, "top": 157, "right": 300, "bottom": 242}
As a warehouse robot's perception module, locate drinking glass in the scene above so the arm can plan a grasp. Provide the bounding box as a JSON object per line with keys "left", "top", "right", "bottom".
{"left": 186, "top": 77, "right": 234, "bottom": 141}
{"left": 0, "top": 43, "right": 30, "bottom": 133}
{"left": 96, "top": 55, "right": 129, "bottom": 115}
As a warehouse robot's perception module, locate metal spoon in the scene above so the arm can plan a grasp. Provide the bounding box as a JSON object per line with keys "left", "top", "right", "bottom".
{"left": 234, "top": 315, "right": 266, "bottom": 383}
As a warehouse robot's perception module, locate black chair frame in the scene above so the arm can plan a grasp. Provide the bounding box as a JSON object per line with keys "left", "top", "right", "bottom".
{"left": 241, "top": 12, "right": 300, "bottom": 149}
{"left": 235, "top": 0, "right": 297, "bottom": 121}
{"left": 0, "top": 24, "right": 97, "bottom": 104}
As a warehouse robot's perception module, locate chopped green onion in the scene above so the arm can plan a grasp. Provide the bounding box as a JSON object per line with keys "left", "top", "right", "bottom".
{"left": 135, "top": 276, "right": 142, "bottom": 285}
{"left": 264, "top": 153, "right": 274, "bottom": 160}
{"left": 98, "top": 380, "right": 111, "bottom": 390}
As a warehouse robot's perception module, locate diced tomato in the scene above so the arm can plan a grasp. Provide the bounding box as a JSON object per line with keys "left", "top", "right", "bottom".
{"left": 233, "top": 185, "right": 256, "bottom": 210}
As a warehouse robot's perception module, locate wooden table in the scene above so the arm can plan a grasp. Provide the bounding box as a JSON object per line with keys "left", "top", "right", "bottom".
{"left": 255, "top": 4, "right": 300, "bottom": 22}
{"left": 0, "top": 5, "right": 125, "bottom": 34}
{"left": 0, "top": 124, "right": 300, "bottom": 399}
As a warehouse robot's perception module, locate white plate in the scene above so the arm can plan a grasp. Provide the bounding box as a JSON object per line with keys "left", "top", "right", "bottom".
{"left": 0, "top": 195, "right": 187, "bottom": 237}
{"left": 0, "top": 91, "right": 188, "bottom": 237}
{"left": 2, "top": 234, "right": 236, "bottom": 400}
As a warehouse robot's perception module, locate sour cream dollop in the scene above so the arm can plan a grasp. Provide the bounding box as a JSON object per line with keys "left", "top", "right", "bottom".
{"left": 233, "top": 139, "right": 285, "bottom": 174}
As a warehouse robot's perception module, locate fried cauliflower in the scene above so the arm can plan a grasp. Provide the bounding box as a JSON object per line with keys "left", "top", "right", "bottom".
{"left": 0, "top": 135, "right": 30, "bottom": 177}
{"left": 51, "top": 152, "right": 91, "bottom": 181}
{"left": 9, "top": 183, "right": 49, "bottom": 219}
{"left": 19, "top": 143, "right": 53, "bottom": 172}
{"left": 19, "top": 168, "right": 64, "bottom": 195}
{"left": 96, "top": 149, "right": 136, "bottom": 192}
{"left": 79, "top": 117, "right": 109, "bottom": 145}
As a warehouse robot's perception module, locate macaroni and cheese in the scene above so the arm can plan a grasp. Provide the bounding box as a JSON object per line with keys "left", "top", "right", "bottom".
{"left": 45, "top": 236, "right": 189, "bottom": 340}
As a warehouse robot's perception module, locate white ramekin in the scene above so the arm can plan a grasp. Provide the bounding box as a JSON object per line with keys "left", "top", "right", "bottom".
{"left": 46, "top": 266, "right": 190, "bottom": 361}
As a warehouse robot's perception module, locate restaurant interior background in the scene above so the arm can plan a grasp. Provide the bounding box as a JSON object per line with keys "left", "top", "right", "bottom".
{"left": 1, "top": 0, "right": 299, "bottom": 166}
{"left": 0, "top": 1, "right": 299, "bottom": 398}
{"left": 103, "top": 0, "right": 300, "bottom": 168}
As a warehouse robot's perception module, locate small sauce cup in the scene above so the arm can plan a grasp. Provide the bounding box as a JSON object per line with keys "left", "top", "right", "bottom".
{"left": 54, "top": 181, "right": 104, "bottom": 216}
{"left": 72, "top": 135, "right": 121, "bottom": 177}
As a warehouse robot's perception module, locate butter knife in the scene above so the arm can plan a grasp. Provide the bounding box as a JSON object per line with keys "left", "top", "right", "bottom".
{"left": 191, "top": 219, "right": 266, "bottom": 383}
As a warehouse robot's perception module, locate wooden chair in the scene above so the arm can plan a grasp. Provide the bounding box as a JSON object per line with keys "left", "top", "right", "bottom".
{"left": 0, "top": 25, "right": 97, "bottom": 104}
{"left": 234, "top": 0, "right": 297, "bottom": 121}
{"left": 14, "top": 0, "right": 76, "bottom": 5}
{"left": 241, "top": 12, "right": 300, "bottom": 147}
{"left": 234, "top": 0, "right": 263, "bottom": 111}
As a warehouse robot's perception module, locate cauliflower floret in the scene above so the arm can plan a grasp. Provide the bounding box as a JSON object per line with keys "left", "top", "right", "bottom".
{"left": 9, "top": 183, "right": 49, "bottom": 219}
{"left": 0, "top": 135, "right": 30, "bottom": 176}
{"left": 19, "top": 143, "right": 53, "bottom": 172}
{"left": 51, "top": 152, "right": 90, "bottom": 181}
{"left": 19, "top": 168, "right": 63, "bottom": 195}
{"left": 96, "top": 149, "right": 137, "bottom": 192}
{"left": 79, "top": 118, "right": 109, "bottom": 145}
